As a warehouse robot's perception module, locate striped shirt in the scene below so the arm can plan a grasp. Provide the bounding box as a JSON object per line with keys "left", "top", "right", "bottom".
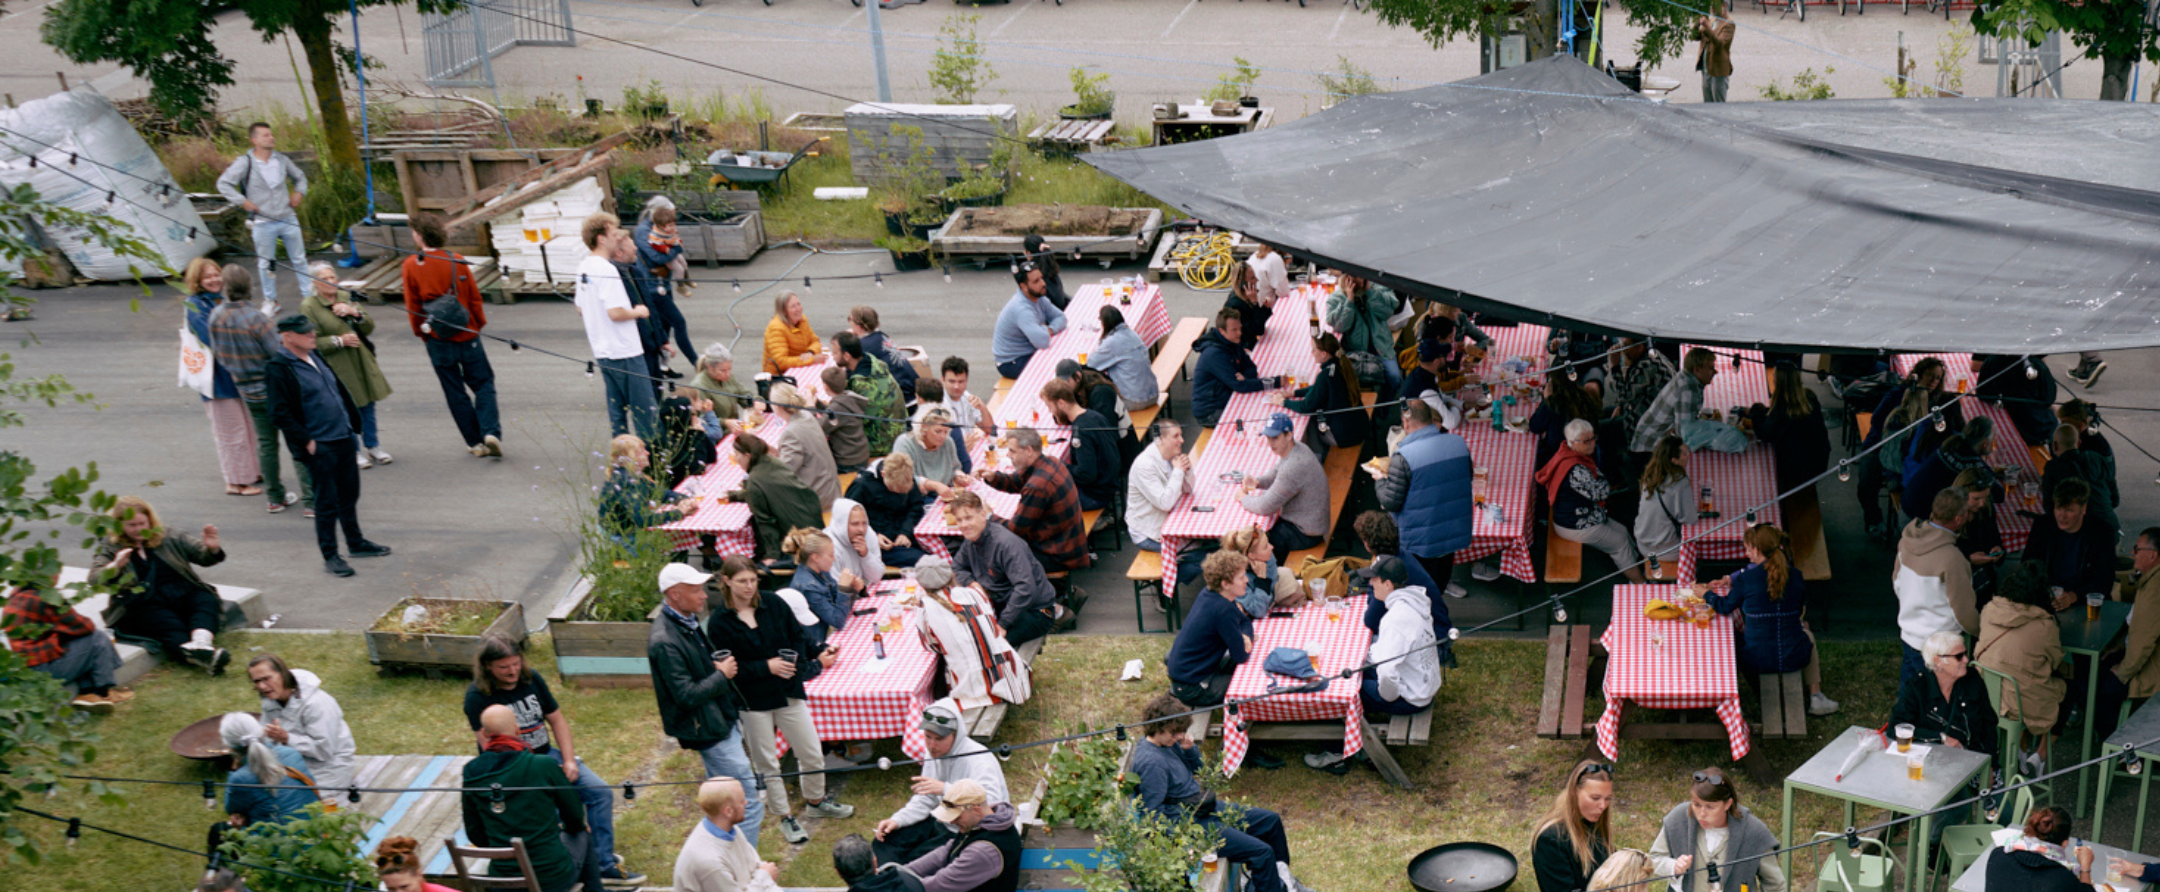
{"left": 206, "top": 302, "right": 280, "bottom": 400}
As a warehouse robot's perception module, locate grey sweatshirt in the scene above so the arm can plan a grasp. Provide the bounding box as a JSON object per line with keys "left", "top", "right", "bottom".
{"left": 1240, "top": 444, "right": 1330, "bottom": 538}
{"left": 216, "top": 150, "right": 309, "bottom": 222}
{"left": 954, "top": 521, "right": 1057, "bottom": 628}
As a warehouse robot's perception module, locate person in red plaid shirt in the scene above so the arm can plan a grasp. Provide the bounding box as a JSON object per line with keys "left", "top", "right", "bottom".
{"left": 957, "top": 429, "right": 1090, "bottom": 574}
{"left": 4, "top": 581, "right": 132, "bottom": 713}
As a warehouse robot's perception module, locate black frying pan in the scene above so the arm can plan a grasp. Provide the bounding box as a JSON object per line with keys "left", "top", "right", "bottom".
{"left": 1407, "top": 842, "right": 1519, "bottom": 892}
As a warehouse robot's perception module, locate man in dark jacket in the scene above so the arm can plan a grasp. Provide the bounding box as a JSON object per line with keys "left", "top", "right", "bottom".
{"left": 1191, "top": 308, "right": 1277, "bottom": 428}
{"left": 647, "top": 562, "right": 765, "bottom": 844}
{"left": 2025, "top": 479, "right": 2116, "bottom": 610}
{"left": 462, "top": 704, "right": 599, "bottom": 892}
{"left": 1043, "top": 379, "right": 1119, "bottom": 511}
{"left": 610, "top": 234, "right": 672, "bottom": 393}
{"left": 849, "top": 305, "right": 919, "bottom": 408}
{"left": 949, "top": 491, "right": 1065, "bottom": 646}
{"left": 1369, "top": 400, "right": 1472, "bottom": 598}
{"left": 835, "top": 833, "right": 925, "bottom": 892}
{"left": 902, "top": 780, "right": 1022, "bottom": 892}
{"left": 1977, "top": 353, "right": 2059, "bottom": 447}
{"left": 846, "top": 456, "right": 928, "bottom": 567}
{"left": 264, "top": 314, "right": 391, "bottom": 577}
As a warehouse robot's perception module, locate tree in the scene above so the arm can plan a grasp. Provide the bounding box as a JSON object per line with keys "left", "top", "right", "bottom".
{"left": 41, "top": 0, "right": 460, "bottom": 174}
{"left": 1971, "top": 0, "right": 2160, "bottom": 100}
{"left": 1365, "top": 0, "right": 1701, "bottom": 71}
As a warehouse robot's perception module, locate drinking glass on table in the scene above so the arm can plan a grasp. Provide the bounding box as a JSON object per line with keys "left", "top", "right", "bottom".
{"left": 1895, "top": 723, "right": 1915, "bottom": 753}
{"left": 2087, "top": 593, "right": 2104, "bottom": 621}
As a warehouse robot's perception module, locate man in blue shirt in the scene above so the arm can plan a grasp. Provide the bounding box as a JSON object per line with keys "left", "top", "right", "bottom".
{"left": 1131, "top": 693, "right": 1312, "bottom": 892}
{"left": 990, "top": 262, "right": 1066, "bottom": 379}
{"left": 264, "top": 314, "right": 391, "bottom": 577}
{"left": 1161, "top": 550, "right": 1283, "bottom": 770}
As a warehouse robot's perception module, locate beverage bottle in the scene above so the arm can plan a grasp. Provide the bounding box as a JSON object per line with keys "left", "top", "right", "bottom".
{"left": 873, "top": 629, "right": 887, "bottom": 660}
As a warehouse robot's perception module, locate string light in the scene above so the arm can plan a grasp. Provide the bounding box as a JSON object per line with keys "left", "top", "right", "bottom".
{"left": 104, "top": 191, "right": 114, "bottom": 205}
{"left": 346, "top": 786, "right": 360, "bottom": 803}
{"left": 1935, "top": 415, "right": 1948, "bottom": 432}
{"left": 2025, "top": 361, "right": 2040, "bottom": 380}
{"left": 1837, "top": 461, "right": 1851, "bottom": 483}
{"left": 943, "top": 265, "right": 953, "bottom": 283}
{"left": 1566, "top": 366, "right": 1578, "bottom": 381}
{"left": 876, "top": 757, "right": 893, "bottom": 771}
{"left": 803, "top": 275, "right": 812, "bottom": 290}
{"left": 996, "top": 744, "right": 1013, "bottom": 761}
{"left": 203, "top": 780, "right": 216, "bottom": 810}
{"left": 622, "top": 782, "right": 636, "bottom": 801}
{"left": 65, "top": 817, "right": 79, "bottom": 848}
{"left": 874, "top": 271, "right": 884, "bottom": 288}
{"left": 2126, "top": 749, "right": 2146, "bottom": 776}
{"left": 732, "top": 279, "right": 741, "bottom": 293}
{"left": 66, "top": 152, "right": 76, "bottom": 166}
{"left": 585, "top": 362, "right": 595, "bottom": 379}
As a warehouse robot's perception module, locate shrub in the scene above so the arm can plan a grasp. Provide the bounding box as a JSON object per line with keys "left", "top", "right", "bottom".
{"left": 216, "top": 804, "right": 374, "bottom": 892}
{"left": 929, "top": 14, "right": 997, "bottom": 104}
{"left": 1760, "top": 67, "right": 1836, "bottom": 100}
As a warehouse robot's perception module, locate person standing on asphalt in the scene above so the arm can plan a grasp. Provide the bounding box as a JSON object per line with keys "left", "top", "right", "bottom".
{"left": 401, "top": 212, "right": 502, "bottom": 458}
{"left": 1695, "top": 1, "right": 1735, "bottom": 103}
{"left": 179, "top": 257, "right": 261, "bottom": 497}
{"left": 206, "top": 265, "right": 310, "bottom": 513}
{"left": 300, "top": 263, "right": 393, "bottom": 469}
{"left": 215, "top": 122, "right": 308, "bottom": 314}
{"left": 264, "top": 314, "right": 392, "bottom": 577}
{"left": 92, "top": 495, "right": 233, "bottom": 673}
{"left": 576, "top": 213, "right": 659, "bottom": 440}
{"left": 647, "top": 561, "right": 765, "bottom": 845}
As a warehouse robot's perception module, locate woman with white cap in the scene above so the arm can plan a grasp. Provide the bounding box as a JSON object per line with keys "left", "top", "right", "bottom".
{"left": 704, "top": 555, "right": 851, "bottom": 847}
{"left": 207, "top": 711, "right": 317, "bottom": 861}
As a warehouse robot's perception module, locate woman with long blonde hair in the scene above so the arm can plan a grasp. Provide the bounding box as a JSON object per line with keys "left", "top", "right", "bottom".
{"left": 1531, "top": 760, "right": 1616, "bottom": 892}
{"left": 1633, "top": 434, "right": 1697, "bottom": 571}
{"left": 181, "top": 257, "right": 262, "bottom": 495}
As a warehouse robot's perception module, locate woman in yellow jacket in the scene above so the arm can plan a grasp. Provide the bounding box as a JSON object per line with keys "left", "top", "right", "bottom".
{"left": 763, "top": 291, "right": 825, "bottom": 375}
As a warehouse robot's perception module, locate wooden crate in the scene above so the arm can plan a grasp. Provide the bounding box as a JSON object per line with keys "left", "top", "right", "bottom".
{"left": 548, "top": 575, "right": 659, "bottom": 688}
{"left": 365, "top": 599, "right": 525, "bottom": 678}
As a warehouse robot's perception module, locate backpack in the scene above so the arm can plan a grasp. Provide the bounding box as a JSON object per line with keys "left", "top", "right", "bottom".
{"left": 421, "top": 269, "right": 471, "bottom": 339}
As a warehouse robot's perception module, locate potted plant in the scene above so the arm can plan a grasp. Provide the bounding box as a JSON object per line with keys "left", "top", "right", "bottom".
{"left": 1034, "top": 733, "right": 1127, "bottom": 832}
{"left": 877, "top": 234, "right": 934, "bottom": 271}
{"left": 365, "top": 597, "right": 526, "bottom": 678}
{"left": 1064, "top": 797, "right": 1227, "bottom": 892}
{"left": 218, "top": 804, "right": 375, "bottom": 892}
{"left": 940, "top": 170, "right": 1007, "bottom": 209}
{"left": 1204, "top": 57, "right": 1263, "bottom": 109}
{"left": 1061, "top": 67, "right": 1116, "bottom": 120}
{"left": 548, "top": 510, "right": 678, "bottom": 688}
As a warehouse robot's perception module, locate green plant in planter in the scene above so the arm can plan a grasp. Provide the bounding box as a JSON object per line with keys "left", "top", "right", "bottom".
{"left": 1204, "top": 56, "right": 1264, "bottom": 103}
{"left": 623, "top": 79, "right": 671, "bottom": 118}
{"left": 875, "top": 234, "right": 930, "bottom": 255}
{"left": 1067, "top": 800, "right": 1227, "bottom": 892}
{"left": 574, "top": 506, "right": 675, "bottom": 623}
{"left": 217, "top": 803, "right": 375, "bottom": 892}
{"left": 1036, "top": 733, "right": 1126, "bottom": 830}
{"left": 1065, "top": 67, "right": 1115, "bottom": 118}
{"left": 1316, "top": 56, "right": 1385, "bottom": 105}
{"left": 941, "top": 173, "right": 1006, "bottom": 203}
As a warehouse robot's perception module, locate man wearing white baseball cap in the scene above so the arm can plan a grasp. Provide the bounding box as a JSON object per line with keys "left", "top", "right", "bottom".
{"left": 646, "top": 562, "right": 765, "bottom": 845}
{"left": 902, "top": 778, "right": 1020, "bottom": 892}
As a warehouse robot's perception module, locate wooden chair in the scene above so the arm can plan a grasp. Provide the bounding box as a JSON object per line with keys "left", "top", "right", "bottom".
{"left": 447, "top": 837, "right": 576, "bottom": 892}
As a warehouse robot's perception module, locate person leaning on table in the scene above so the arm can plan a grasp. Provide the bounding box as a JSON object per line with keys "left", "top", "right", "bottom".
{"left": 1531, "top": 760, "right": 1616, "bottom": 892}
{"left": 1647, "top": 768, "right": 1786, "bottom": 892}
{"left": 1989, "top": 806, "right": 2097, "bottom": 892}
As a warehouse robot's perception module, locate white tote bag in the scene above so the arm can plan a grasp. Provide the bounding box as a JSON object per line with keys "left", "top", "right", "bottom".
{"left": 178, "top": 326, "right": 215, "bottom": 398}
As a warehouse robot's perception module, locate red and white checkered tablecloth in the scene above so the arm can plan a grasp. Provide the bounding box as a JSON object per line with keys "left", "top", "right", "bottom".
{"left": 1220, "top": 595, "right": 1373, "bottom": 775}
{"left": 1458, "top": 426, "right": 1539, "bottom": 583}
{"left": 1962, "top": 396, "right": 2044, "bottom": 551}
{"left": 774, "top": 584, "right": 936, "bottom": 761}
{"left": 1252, "top": 285, "right": 1329, "bottom": 382}
{"left": 783, "top": 358, "right": 835, "bottom": 402}
{"left": 1686, "top": 345, "right": 1769, "bottom": 416}
{"left": 1596, "top": 585, "right": 1751, "bottom": 762}
{"left": 992, "top": 283, "right": 1170, "bottom": 451}
{"left": 1158, "top": 392, "right": 1311, "bottom": 592}
{"left": 912, "top": 477, "right": 1023, "bottom": 561}
{"left": 1674, "top": 445, "right": 1784, "bottom": 585}
{"left": 1479, "top": 324, "right": 1552, "bottom": 379}
{"left": 1466, "top": 324, "right": 1549, "bottom": 428}
{"left": 1894, "top": 353, "right": 1977, "bottom": 394}
{"left": 655, "top": 416, "right": 789, "bottom": 552}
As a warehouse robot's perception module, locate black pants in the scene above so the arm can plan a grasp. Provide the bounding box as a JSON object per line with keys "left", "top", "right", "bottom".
{"left": 873, "top": 818, "right": 954, "bottom": 865}
{"left": 112, "top": 584, "right": 224, "bottom": 661}
{"left": 1415, "top": 553, "right": 1455, "bottom": 595}
{"left": 302, "top": 437, "right": 366, "bottom": 559}
{"left": 648, "top": 286, "right": 695, "bottom": 359}
{"left": 1005, "top": 605, "right": 1056, "bottom": 648}
{"left": 1857, "top": 451, "right": 1889, "bottom": 528}
{"left": 1171, "top": 654, "right": 1239, "bottom": 708}
{"left": 1266, "top": 522, "right": 1324, "bottom": 559}
{"left": 425, "top": 338, "right": 500, "bottom": 447}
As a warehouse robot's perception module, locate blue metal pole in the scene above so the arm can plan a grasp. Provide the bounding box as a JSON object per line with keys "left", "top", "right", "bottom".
{"left": 341, "top": 0, "right": 375, "bottom": 268}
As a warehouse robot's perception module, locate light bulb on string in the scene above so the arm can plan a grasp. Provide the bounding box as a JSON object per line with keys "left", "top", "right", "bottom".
{"left": 943, "top": 265, "right": 953, "bottom": 284}
{"left": 1838, "top": 462, "right": 1851, "bottom": 483}
{"left": 803, "top": 275, "right": 812, "bottom": 290}
{"left": 874, "top": 272, "right": 884, "bottom": 288}
{"left": 732, "top": 279, "right": 741, "bottom": 293}
{"left": 2025, "top": 361, "right": 2040, "bottom": 380}
{"left": 1935, "top": 415, "right": 1948, "bottom": 432}
{"left": 1567, "top": 366, "right": 1578, "bottom": 381}
{"left": 586, "top": 362, "right": 596, "bottom": 379}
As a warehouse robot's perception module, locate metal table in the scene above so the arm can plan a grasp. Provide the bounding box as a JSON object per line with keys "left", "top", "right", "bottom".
{"left": 1781, "top": 725, "right": 1993, "bottom": 892}
{"left": 2093, "top": 696, "right": 2160, "bottom": 850}
{"left": 1950, "top": 843, "right": 2152, "bottom": 892}
{"left": 2061, "top": 599, "right": 2132, "bottom": 817}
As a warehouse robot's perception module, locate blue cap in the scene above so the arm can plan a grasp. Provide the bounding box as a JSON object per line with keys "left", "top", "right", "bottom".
{"left": 1261, "top": 412, "right": 1295, "bottom": 438}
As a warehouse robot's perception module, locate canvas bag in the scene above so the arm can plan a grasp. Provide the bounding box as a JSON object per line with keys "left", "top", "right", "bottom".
{"left": 178, "top": 326, "right": 215, "bottom": 398}
{"left": 918, "top": 585, "right": 1032, "bottom": 709}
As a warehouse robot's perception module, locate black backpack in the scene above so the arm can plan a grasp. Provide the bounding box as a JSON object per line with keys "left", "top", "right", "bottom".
{"left": 421, "top": 258, "right": 472, "bottom": 338}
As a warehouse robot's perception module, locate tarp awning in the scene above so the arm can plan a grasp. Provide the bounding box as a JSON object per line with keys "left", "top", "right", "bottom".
{"left": 1085, "top": 58, "right": 2160, "bottom": 355}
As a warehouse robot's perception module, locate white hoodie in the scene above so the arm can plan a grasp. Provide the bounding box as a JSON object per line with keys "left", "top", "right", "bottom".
{"left": 1371, "top": 586, "right": 1442, "bottom": 707}
{"left": 257, "top": 668, "right": 356, "bottom": 793}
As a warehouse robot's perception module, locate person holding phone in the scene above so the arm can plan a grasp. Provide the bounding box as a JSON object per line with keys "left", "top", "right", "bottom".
{"left": 705, "top": 555, "right": 850, "bottom": 846}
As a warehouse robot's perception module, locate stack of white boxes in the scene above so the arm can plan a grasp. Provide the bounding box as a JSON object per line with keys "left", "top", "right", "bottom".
{"left": 488, "top": 176, "right": 604, "bottom": 285}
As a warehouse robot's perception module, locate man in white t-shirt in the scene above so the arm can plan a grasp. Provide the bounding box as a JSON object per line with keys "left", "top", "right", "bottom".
{"left": 574, "top": 213, "right": 658, "bottom": 441}
{"left": 1246, "top": 242, "right": 1291, "bottom": 307}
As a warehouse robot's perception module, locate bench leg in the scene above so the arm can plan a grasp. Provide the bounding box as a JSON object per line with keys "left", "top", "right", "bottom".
{"left": 1356, "top": 714, "right": 1414, "bottom": 790}
{"left": 1133, "top": 578, "right": 1168, "bottom": 634}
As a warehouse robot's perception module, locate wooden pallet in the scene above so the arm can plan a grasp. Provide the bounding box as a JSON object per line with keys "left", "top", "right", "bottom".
{"left": 1025, "top": 119, "right": 1116, "bottom": 154}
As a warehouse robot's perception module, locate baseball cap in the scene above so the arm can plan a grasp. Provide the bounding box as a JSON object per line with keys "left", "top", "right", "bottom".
{"left": 1356, "top": 554, "right": 1409, "bottom": 586}
{"left": 275, "top": 314, "right": 317, "bottom": 334}
{"left": 656, "top": 562, "right": 713, "bottom": 594}
{"left": 919, "top": 698, "right": 963, "bottom": 737}
{"left": 933, "top": 779, "right": 989, "bottom": 823}
{"left": 1261, "top": 412, "right": 1296, "bottom": 439}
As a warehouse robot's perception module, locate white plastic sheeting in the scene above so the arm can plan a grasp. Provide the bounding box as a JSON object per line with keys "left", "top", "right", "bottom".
{"left": 0, "top": 91, "right": 214, "bottom": 280}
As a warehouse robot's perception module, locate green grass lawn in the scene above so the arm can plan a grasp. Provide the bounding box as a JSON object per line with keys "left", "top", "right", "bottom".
{"left": 10, "top": 632, "right": 1909, "bottom": 892}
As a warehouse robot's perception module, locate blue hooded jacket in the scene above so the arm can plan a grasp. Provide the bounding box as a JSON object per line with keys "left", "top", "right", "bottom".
{"left": 1190, "top": 326, "right": 1266, "bottom": 426}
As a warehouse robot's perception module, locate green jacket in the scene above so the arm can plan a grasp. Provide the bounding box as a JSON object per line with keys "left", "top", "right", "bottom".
{"left": 1326, "top": 282, "right": 1402, "bottom": 359}
{"left": 459, "top": 748, "right": 586, "bottom": 891}
{"left": 739, "top": 457, "right": 825, "bottom": 560}
{"left": 300, "top": 294, "right": 393, "bottom": 407}
{"left": 683, "top": 368, "right": 755, "bottom": 418}
{"left": 92, "top": 533, "right": 224, "bottom": 629}
{"left": 848, "top": 355, "right": 905, "bottom": 457}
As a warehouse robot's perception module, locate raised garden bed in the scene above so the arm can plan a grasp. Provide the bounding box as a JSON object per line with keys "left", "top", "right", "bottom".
{"left": 546, "top": 574, "right": 661, "bottom": 689}
{"left": 365, "top": 598, "right": 525, "bottom": 679}
{"left": 929, "top": 205, "right": 1163, "bottom": 260}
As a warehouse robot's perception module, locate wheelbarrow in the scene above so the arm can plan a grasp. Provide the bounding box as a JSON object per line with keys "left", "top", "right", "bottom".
{"left": 704, "top": 137, "right": 826, "bottom": 191}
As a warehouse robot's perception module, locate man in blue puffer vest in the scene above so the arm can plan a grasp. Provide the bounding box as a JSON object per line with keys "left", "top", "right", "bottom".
{"left": 1369, "top": 400, "right": 1473, "bottom": 598}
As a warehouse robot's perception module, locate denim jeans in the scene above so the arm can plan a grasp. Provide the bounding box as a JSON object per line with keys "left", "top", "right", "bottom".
{"left": 539, "top": 749, "right": 618, "bottom": 872}
{"left": 357, "top": 403, "right": 379, "bottom": 450}
{"left": 694, "top": 726, "right": 765, "bottom": 847}
{"left": 251, "top": 217, "right": 306, "bottom": 308}
{"left": 1135, "top": 537, "right": 1162, "bottom": 552}
{"left": 425, "top": 338, "right": 500, "bottom": 447}
{"left": 597, "top": 356, "right": 659, "bottom": 440}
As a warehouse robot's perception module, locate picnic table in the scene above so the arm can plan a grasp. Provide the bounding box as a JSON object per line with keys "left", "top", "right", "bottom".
{"left": 783, "top": 357, "right": 835, "bottom": 401}
{"left": 993, "top": 281, "right": 1172, "bottom": 448}
{"left": 1780, "top": 725, "right": 1993, "bottom": 892}
{"left": 1671, "top": 446, "right": 1784, "bottom": 584}
{"left": 1158, "top": 392, "right": 1309, "bottom": 592}
{"left": 1596, "top": 584, "right": 1753, "bottom": 763}
{"left": 1894, "top": 352, "right": 1979, "bottom": 394}
{"left": 776, "top": 584, "right": 938, "bottom": 761}
{"left": 1219, "top": 595, "right": 1381, "bottom": 779}
{"left": 655, "top": 414, "right": 788, "bottom": 553}
{"left": 1468, "top": 323, "right": 1549, "bottom": 430}
{"left": 1961, "top": 395, "right": 2045, "bottom": 551}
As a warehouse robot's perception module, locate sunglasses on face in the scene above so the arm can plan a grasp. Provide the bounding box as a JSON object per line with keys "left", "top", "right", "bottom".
{"left": 1943, "top": 651, "right": 1969, "bottom": 661}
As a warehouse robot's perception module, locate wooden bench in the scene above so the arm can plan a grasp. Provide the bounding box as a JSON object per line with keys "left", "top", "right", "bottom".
{"left": 1383, "top": 707, "right": 1436, "bottom": 747}
{"left": 836, "top": 472, "right": 857, "bottom": 495}
{"left": 1755, "top": 670, "right": 1809, "bottom": 740}
{"left": 1544, "top": 527, "right": 1584, "bottom": 585}
{"left": 1127, "top": 550, "right": 1177, "bottom": 633}
{"left": 1537, "top": 624, "right": 1598, "bottom": 740}
{"left": 1784, "top": 488, "right": 1833, "bottom": 581}
{"left": 962, "top": 636, "right": 1047, "bottom": 741}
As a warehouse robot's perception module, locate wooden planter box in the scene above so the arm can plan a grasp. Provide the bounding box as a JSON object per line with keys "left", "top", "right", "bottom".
{"left": 365, "top": 599, "right": 525, "bottom": 679}
{"left": 546, "top": 575, "right": 659, "bottom": 689}
{"left": 682, "top": 211, "right": 764, "bottom": 264}
{"left": 929, "top": 206, "right": 1164, "bottom": 260}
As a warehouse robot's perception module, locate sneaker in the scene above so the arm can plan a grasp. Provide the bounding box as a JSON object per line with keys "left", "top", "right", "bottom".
{"left": 1244, "top": 750, "right": 1285, "bottom": 771}
{"left": 103, "top": 686, "right": 136, "bottom": 705}
{"left": 1302, "top": 751, "right": 1348, "bottom": 770}
{"left": 805, "top": 798, "right": 856, "bottom": 819}
{"left": 1470, "top": 560, "right": 1502, "bottom": 582}
{"left": 324, "top": 556, "right": 355, "bottom": 577}
{"left": 484, "top": 434, "right": 503, "bottom": 457}
{"left": 1279, "top": 863, "right": 1319, "bottom": 892}
{"left": 369, "top": 448, "right": 393, "bottom": 465}
{"left": 267, "top": 491, "right": 300, "bottom": 513}
{"left": 182, "top": 644, "right": 232, "bottom": 675}
{"left": 356, "top": 451, "right": 373, "bottom": 470}
{"left": 1444, "top": 582, "right": 1469, "bottom": 599}
{"left": 780, "top": 815, "right": 810, "bottom": 845}
{"left": 599, "top": 865, "right": 647, "bottom": 888}
{"left": 69, "top": 693, "right": 115, "bottom": 714}
{"left": 2021, "top": 748, "right": 2046, "bottom": 779}
{"left": 1808, "top": 692, "right": 1841, "bottom": 716}
{"left": 349, "top": 541, "right": 394, "bottom": 558}
{"left": 469, "top": 443, "right": 490, "bottom": 457}
{"left": 2082, "top": 361, "right": 2106, "bottom": 389}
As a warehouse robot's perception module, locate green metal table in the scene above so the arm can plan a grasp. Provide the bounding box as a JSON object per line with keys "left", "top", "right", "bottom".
{"left": 2092, "top": 696, "right": 2160, "bottom": 851}
{"left": 1950, "top": 842, "right": 2153, "bottom": 892}
{"left": 2061, "top": 599, "right": 2131, "bottom": 817}
{"left": 1782, "top": 725, "right": 1992, "bottom": 892}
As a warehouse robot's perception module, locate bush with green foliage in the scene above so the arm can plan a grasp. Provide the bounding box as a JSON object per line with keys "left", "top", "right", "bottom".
{"left": 1065, "top": 67, "right": 1115, "bottom": 118}
{"left": 1316, "top": 56, "right": 1385, "bottom": 105}
{"left": 216, "top": 803, "right": 375, "bottom": 892}
{"left": 1036, "top": 734, "right": 1126, "bottom": 830}
{"left": 1760, "top": 67, "right": 1837, "bottom": 100}
{"left": 1203, "top": 57, "right": 1264, "bottom": 103}
{"left": 929, "top": 15, "right": 997, "bottom": 104}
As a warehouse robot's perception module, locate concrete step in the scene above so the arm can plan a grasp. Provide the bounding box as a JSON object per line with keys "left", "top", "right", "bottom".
{"left": 8, "top": 566, "right": 272, "bottom": 687}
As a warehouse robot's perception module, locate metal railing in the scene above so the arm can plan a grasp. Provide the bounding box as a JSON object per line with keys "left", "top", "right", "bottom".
{"left": 422, "top": 0, "right": 577, "bottom": 88}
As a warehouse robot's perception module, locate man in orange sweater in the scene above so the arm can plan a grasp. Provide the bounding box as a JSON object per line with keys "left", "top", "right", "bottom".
{"left": 402, "top": 212, "right": 502, "bottom": 458}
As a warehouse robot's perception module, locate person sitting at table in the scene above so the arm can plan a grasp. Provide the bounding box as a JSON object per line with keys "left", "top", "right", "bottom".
{"left": 1988, "top": 806, "right": 2098, "bottom": 892}
{"left": 1352, "top": 511, "right": 1451, "bottom": 646}
{"left": 1126, "top": 417, "right": 1192, "bottom": 554}
{"left": 1163, "top": 551, "right": 1275, "bottom": 763}
{"left": 834, "top": 332, "right": 906, "bottom": 459}
{"left": 1400, "top": 339, "right": 1450, "bottom": 412}
{"left": 1369, "top": 400, "right": 1472, "bottom": 596}
{"left": 915, "top": 557, "right": 1032, "bottom": 714}
{"left": 1952, "top": 468, "right": 2006, "bottom": 604}
{"left": 1612, "top": 338, "right": 1677, "bottom": 454}
{"left": 784, "top": 528, "right": 865, "bottom": 645}
{"left": 1021, "top": 233, "right": 1070, "bottom": 310}
{"left": 820, "top": 366, "right": 871, "bottom": 475}
{"left": 208, "top": 712, "right": 317, "bottom": 859}
{"left": 673, "top": 778, "right": 783, "bottom": 892}
{"left": 1043, "top": 379, "right": 1119, "bottom": 512}
{"left": 1220, "top": 525, "right": 1301, "bottom": 616}
{"left": 1357, "top": 556, "right": 1439, "bottom": 717}
{"left": 2025, "top": 478, "right": 2115, "bottom": 612}
{"left": 1895, "top": 487, "right": 1979, "bottom": 681}
{"left": 2042, "top": 423, "right": 2120, "bottom": 536}
{"left": 1247, "top": 241, "right": 1292, "bottom": 307}
{"left": 1977, "top": 352, "right": 2059, "bottom": 448}
{"left": 948, "top": 490, "right": 1066, "bottom": 647}
{"left": 1088, "top": 304, "right": 1160, "bottom": 410}
{"left": 729, "top": 435, "right": 824, "bottom": 566}
{"left": 599, "top": 434, "right": 688, "bottom": 544}
{"left": 1056, "top": 359, "right": 1136, "bottom": 455}
{"left": 1974, "top": 560, "right": 2068, "bottom": 777}
{"left": 1326, "top": 273, "right": 1402, "bottom": 401}
{"left": 762, "top": 291, "right": 824, "bottom": 376}
{"left": 1700, "top": 524, "right": 1837, "bottom": 716}
{"left": 1133, "top": 693, "right": 1311, "bottom": 892}
{"left": 1633, "top": 434, "right": 1698, "bottom": 574}
{"left": 992, "top": 261, "right": 1067, "bottom": 380}
{"left": 2056, "top": 399, "right": 2115, "bottom": 485}
{"left": 1628, "top": 347, "right": 1716, "bottom": 456}
{"left": 1531, "top": 761, "right": 1617, "bottom": 892}
{"left": 706, "top": 554, "right": 850, "bottom": 846}
{"left": 680, "top": 342, "right": 757, "bottom": 420}
{"left": 1892, "top": 630, "right": 1999, "bottom": 763}
{"left": 826, "top": 497, "right": 887, "bottom": 586}
{"left": 1222, "top": 262, "right": 1272, "bottom": 351}
{"left": 1867, "top": 388, "right": 1936, "bottom": 539}
{"left": 1751, "top": 363, "right": 1830, "bottom": 497}
{"left": 847, "top": 455, "right": 928, "bottom": 567}
{"left": 1646, "top": 768, "right": 1786, "bottom": 892}
{"left": 771, "top": 382, "right": 840, "bottom": 511}
{"left": 1902, "top": 415, "right": 1994, "bottom": 523}
{"left": 895, "top": 408, "right": 969, "bottom": 497}
{"left": 874, "top": 696, "right": 1011, "bottom": 865}
{"left": 1528, "top": 371, "right": 1603, "bottom": 474}
{"left": 1238, "top": 413, "right": 1332, "bottom": 559}
{"left": 962, "top": 429, "right": 1090, "bottom": 574}
{"left": 1191, "top": 308, "right": 1277, "bottom": 428}
{"left": 1539, "top": 419, "right": 1648, "bottom": 584}
{"left": 2096, "top": 526, "right": 2160, "bottom": 746}
{"left": 1277, "top": 332, "right": 1368, "bottom": 454}
{"left": 847, "top": 305, "right": 919, "bottom": 409}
